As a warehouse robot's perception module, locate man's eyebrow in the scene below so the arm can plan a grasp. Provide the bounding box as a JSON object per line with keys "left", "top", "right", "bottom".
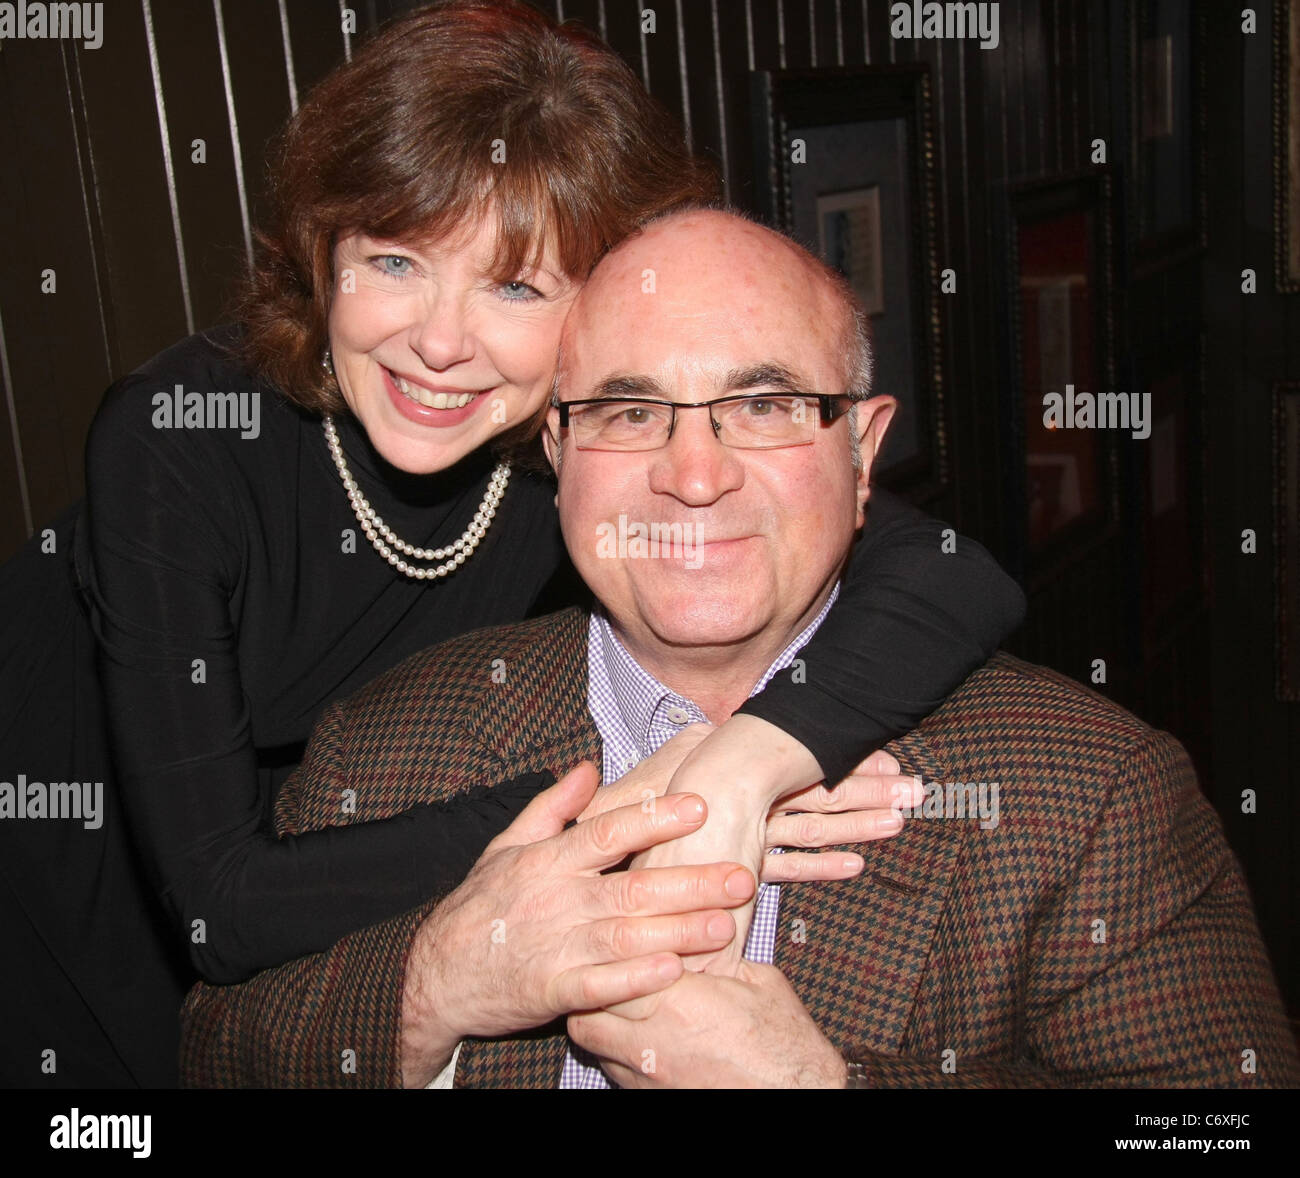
{"left": 580, "top": 364, "right": 814, "bottom": 401}
{"left": 586, "top": 374, "right": 670, "bottom": 400}
{"left": 723, "top": 363, "right": 815, "bottom": 396}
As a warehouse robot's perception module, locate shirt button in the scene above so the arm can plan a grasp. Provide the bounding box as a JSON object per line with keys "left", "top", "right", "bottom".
{"left": 665, "top": 706, "right": 691, "bottom": 725}
{"left": 623, "top": 755, "right": 639, "bottom": 771}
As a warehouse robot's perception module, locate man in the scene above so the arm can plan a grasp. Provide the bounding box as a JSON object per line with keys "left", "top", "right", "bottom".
{"left": 182, "top": 209, "right": 1298, "bottom": 1088}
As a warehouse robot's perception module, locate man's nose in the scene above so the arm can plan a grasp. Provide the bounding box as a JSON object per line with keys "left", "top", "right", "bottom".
{"left": 410, "top": 288, "right": 475, "bottom": 370}
{"left": 646, "top": 406, "right": 745, "bottom": 505}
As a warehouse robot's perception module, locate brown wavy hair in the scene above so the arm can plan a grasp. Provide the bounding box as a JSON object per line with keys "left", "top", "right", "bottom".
{"left": 236, "top": 0, "right": 719, "bottom": 451}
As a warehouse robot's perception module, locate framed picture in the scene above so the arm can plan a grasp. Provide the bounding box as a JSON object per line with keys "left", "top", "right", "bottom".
{"left": 1124, "top": 0, "right": 1203, "bottom": 262}
{"left": 816, "top": 187, "right": 885, "bottom": 315}
{"left": 999, "top": 172, "right": 1119, "bottom": 586}
{"left": 1277, "top": 384, "right": 1300, "bottom": 700}
{"left": 1275, "top": 0, "right": 1300, "bottom": 292}
{"left": 751, "top": 65, "right": 947, "bottom": 502}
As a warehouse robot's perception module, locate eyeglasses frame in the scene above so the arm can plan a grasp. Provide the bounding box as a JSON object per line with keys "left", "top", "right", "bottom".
{"left": 552, "top": 391, "right": 856, "bottom": 452}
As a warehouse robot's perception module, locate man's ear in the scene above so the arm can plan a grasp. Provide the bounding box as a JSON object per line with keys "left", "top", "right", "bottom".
{"left": 541, "top": 406, "right": 563, "bottom": 476}
{"left": 855, "top": 395, "right": 897, "bottom": 466}
{"left": 852, "top": 395, "right": 898, "bottom": 523}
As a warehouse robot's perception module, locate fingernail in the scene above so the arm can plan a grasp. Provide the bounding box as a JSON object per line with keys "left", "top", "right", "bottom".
{"left": 675, "top": 796, "right": 705, "bottom": 823}
{"left": 723, "top": 867, "right": 753, "bottom": 899}
{"left": 656, "top": 956, "right": 680, "bottom": 981}
{"left": 706, "top": 913, "right": 733, "bottom": 940}
{"left": 878, "top": 812, "right": 903, "bottom": 832}
{"left": 842, "top": 853, "right": 864, "bottom": 872}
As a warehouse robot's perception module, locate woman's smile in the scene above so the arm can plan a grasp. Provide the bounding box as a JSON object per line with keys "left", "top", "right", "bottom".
{"left": 383, "top": 366, "right": 493, "bottom": 426}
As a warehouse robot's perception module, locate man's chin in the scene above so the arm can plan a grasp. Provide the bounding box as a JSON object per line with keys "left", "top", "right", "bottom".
{"left": 635, "top": 598, "right": 768, "bottom": 651}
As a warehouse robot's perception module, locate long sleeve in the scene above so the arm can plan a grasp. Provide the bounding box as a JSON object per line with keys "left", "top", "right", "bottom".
{"left": 739, "top": 487, "right": 1025, "bottom": 783}
{"left": 83, "top": 351, "right": 554, "bottom": 985}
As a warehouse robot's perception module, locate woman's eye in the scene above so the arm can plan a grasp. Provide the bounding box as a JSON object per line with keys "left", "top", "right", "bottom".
{"left": 374, "top": 255, "right": 413, "bottom": 278}
{"left": 499, "top": 280, "right": 541, "bottom": 301}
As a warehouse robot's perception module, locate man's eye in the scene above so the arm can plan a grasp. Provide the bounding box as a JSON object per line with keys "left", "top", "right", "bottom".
{"left": 621, "top": 406, "right": 652, "bottom": 424}
{"left": 740, "top": 397, "right": 794, "bottom": 417}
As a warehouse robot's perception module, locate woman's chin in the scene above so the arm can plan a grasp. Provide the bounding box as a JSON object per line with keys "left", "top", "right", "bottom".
{"left": 381, "top": 436, "right": 486, "bottom": 475}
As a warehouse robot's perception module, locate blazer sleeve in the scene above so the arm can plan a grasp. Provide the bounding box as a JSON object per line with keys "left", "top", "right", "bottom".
{"left": 846, "top": 731, "right": 1300, "bottom": 1089}
{"left": 181, "top": 703, "right": 425, "bottom": 1088}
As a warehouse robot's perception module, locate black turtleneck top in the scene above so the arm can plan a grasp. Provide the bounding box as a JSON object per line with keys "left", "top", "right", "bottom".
{"left": 80, "top": 326, "right": 1024, "bottom": 986}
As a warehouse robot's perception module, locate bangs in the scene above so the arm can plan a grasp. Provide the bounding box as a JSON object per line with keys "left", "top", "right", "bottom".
{"left": 352, "top": 148, "right": 607, "bottom": 286}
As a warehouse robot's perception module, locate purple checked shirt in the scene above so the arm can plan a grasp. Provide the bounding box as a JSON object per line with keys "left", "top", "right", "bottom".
{"left": 560, "top": 584, "right": 841, "bottom": 1088}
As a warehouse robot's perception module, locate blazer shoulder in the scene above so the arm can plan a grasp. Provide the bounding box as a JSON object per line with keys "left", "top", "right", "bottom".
{"left": 926, "top": 651, "right": 1157, "bottom": 757}
{"left": 911, "top": 652, "right": 1192, "bottom": 823}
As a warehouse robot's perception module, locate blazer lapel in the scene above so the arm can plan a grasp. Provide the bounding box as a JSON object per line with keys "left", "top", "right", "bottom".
{"left": 776, "top": 729, "right": 966, "bottom": 1056}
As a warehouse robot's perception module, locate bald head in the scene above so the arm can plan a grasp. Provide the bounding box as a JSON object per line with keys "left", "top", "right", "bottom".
{"left": 557, "top": 208, "right": 873, "bottom": 412}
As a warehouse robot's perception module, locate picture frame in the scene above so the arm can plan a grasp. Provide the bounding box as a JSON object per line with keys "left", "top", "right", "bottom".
{"left": 1276, "top": 383, "right": 1300, "bottom": 700}
{"left": 1123, "top": 0, "right": 1204, "bottom": 264}
{"left": 750, "top": 65, "right": 947, "bottom": 503}
{"left": 998, "top": 171, "right": 1120, "bottom": 587}
{"left": 1275, "top": 0, "right": 1300, "bottom": 292}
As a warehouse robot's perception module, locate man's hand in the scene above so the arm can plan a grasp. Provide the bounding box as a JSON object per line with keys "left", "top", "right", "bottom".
{"left": 567, "top": 960, "right": 846, "bottom": 1088}
{"left": 399, "top": 761, "right": 756, "bottom": 1087}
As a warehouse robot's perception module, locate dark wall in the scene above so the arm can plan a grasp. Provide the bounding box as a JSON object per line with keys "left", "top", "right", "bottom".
{"left": 0, "top": 1, "right": 1294, "bottom": 1017}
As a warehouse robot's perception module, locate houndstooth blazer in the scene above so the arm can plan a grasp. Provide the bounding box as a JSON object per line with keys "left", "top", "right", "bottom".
{"left": 180, "top": 607, "right": 1299, "bottom": 1088}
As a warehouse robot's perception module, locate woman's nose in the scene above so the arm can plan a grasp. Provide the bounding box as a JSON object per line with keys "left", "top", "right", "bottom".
{"left": 410, "top": 290, "right": 475, "bottom": 370}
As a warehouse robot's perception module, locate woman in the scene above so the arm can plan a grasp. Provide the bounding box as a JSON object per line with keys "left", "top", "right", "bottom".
{"left": 0, "top": 0, "right": 1023, "bottom": 1088}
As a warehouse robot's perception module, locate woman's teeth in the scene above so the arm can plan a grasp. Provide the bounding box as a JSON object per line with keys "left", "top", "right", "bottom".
{"left": 393, "top": 373, "right": 474, "bottom": 409}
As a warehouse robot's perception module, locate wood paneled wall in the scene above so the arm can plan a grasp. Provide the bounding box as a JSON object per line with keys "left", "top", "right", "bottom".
{"left": 0, "top": 1, "right": 1292, "bottom": 1011}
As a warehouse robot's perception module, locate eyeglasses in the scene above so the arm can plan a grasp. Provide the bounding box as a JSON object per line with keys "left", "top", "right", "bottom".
{"left": 554, "top": 393, "right": 853, "bottom": 452}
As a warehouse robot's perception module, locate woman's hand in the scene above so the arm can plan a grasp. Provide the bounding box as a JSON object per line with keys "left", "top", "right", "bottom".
{"left": 578, "top": 731, "right": 919, "bottom": 883}
{"left": 760, "top": 749, "right": 923, "bottom": 884}
{"left": 575, "top": 724, "right": 716, "bottom": 823}
{"left": 629, "top": 718, "right": 922, "bottom": 974}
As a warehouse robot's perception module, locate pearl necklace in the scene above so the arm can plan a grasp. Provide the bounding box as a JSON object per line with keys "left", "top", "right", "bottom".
{"left": 323, "top": 415, "right": 510, "bottom": 580}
